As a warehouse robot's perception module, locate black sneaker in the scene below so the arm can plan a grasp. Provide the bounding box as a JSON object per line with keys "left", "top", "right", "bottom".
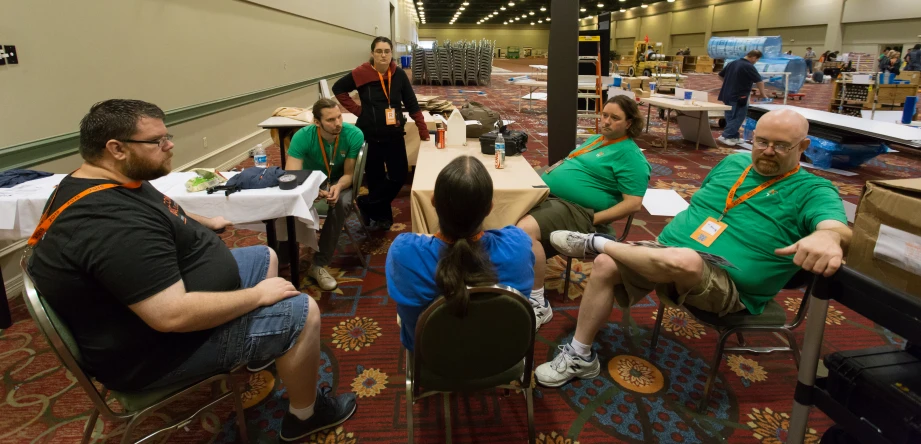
{"left": 280, "top": 388, "right": 357, "bottom": 442}
{"left": 246, "top": 359, "right": 275, "bottom": 372}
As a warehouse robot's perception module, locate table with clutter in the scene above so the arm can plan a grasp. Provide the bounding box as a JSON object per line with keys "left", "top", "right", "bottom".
{"left": 0, "top": 169, "right": 327, "bottom": 288}
{"left": 259, "top": 109, "right": 438, "bottom": 168}
{"left": 639, "top": 90, "right": 731, "bottom": 150}
{"left": 410, "top": 139, "right": 549, "bottom": 235}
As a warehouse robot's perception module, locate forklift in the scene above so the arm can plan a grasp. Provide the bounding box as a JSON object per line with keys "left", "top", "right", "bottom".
{"left": 627, "top": 41, "right": 671, "bottom": 77}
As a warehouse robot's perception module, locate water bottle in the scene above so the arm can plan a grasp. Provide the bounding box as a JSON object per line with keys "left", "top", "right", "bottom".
{"left": 253, "top": 143, "right": 267, "bottom": 168}
{"left": 494, "top": 133, "right": 506, "bottom": 169}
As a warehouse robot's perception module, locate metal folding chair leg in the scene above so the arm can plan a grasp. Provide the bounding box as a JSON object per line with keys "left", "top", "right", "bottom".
{"left": 562, "top": 257, "right": 573, "bottom": 297}
{"left": 700, "top": 329, "right": 731, "bottom": 412}
{"left": 649, "top": 304, "right": 666, "bottom": 350}
{"left": 343, "top": 223, "right": 369, "bottom": 268}
{"left": 230, "top": 377, "right": 249, "bottom": 444}
{"left": 443, "top": 393, "right": 453, "bottom": 444}
{"left": 405, "top": 350, "right": 414, "bottom": 444}
{"left": 736, "top": 332, "right": 746, "bottom": 346}
{"left": 81, "top": 408, "right": 101, "bottom": 444}
{"left": 525, "top": 387, "right": 536, "bottom": 444}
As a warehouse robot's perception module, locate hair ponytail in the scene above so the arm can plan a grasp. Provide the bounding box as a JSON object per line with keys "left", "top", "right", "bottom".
{"left": 431, "top": 156, "right": 497, "bottom": 316}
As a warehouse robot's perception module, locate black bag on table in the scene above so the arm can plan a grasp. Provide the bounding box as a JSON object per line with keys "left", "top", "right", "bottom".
{"left": 459, "top": 101, "right": 501, "bottom": 138}
{"left": 479, "top": 125, "right": 528, "bottom": 156}
{"left": 824, "top": 345, "right": 921, "bottom": 444}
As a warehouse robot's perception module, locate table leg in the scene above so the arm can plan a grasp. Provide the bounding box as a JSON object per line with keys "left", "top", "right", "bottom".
{"left": 0, "top": 268, "right": 11, "bottom": 329}
{"left": 529, "top": 87, "right": 535, "bottom": 113}
{"left": 286, "top": 216, "right": 299, "bottom": 287}
{"left": 695, "top": 111, "right": 703, "bottom": 150}
{"left": 264, "top": 220, "right": 278, "bottom": 251}
{"left": 279, "top": 129, "right": 290, "bottom": 170}
{"left": 788, "top": 296, "right": 831, "bottom": 444}
{"left": 663, "top": 109, "right": 671, "bottom": 150}
{"left": 646, "top": 104, "right": 652, "bottom": 133}
{"left": 519, "top": 86, "right": 523, "bottom": 113}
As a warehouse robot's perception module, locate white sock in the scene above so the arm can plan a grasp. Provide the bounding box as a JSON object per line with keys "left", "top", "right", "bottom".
{"left": 570, "top": 338, "right": 592, "bottom": 359}
{"left": 289, "top": 402, "right": 315, "bottom": 421}
{"left": 592, "top": 235, "right": 614, "bottom": 254}
{"left": 530, "top": 287, "right": 545, "bottom": 306}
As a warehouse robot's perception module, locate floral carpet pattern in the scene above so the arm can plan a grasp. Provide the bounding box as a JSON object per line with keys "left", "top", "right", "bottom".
{"left": 2, "top": 59, "right": 920, "bottom": 443}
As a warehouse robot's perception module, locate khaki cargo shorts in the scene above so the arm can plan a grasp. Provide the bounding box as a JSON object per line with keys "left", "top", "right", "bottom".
{"left": 613, "top": 258, "right": 747, "bottom": 317}
{"left": 527, "top": 197, "right": 615, "bottom": 257}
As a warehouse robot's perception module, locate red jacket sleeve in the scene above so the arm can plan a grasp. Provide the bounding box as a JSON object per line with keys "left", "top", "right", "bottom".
{"left": 332, "top": 73, "right": 362, "bottom": 116}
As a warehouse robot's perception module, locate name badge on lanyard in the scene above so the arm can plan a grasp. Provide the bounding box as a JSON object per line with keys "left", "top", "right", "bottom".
{"left": 378, "top": 71, "right": 399, "bottom": 126}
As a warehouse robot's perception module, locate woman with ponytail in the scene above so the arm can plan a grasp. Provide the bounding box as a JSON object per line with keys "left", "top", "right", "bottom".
{"left": 386, "top": 156, "right": 535, "bottom": 351}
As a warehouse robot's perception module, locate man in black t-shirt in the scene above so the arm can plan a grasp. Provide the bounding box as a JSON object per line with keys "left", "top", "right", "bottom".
{"left": 27, "top": 99, "right": 355, "bottom": 441}
{"left": 717, "top": 50, "right": 767, "bottom": 146}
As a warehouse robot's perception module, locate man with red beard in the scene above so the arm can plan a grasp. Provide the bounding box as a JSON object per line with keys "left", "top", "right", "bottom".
{"left": 27, "top": 99, "right": 356, "bottom": 441}
{"left": 534, "top": 109, "right": 851, "bottom": 388}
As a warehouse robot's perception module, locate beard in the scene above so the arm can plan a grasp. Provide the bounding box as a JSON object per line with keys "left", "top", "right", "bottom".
{"left": 753, "top": 158, "right": 781, "bottom": 175}
{"left": 121, "top": 150, "right": 172, "bottom": 181}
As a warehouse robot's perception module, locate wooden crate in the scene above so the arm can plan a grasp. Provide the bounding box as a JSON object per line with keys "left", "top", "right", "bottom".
{"left": 877, "top": 84, "right": 919, "bottom": 105}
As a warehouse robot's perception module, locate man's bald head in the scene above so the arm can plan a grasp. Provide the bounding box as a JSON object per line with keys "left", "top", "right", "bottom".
{"left": 750, "top": 109, "right": 811, "bottom": 176}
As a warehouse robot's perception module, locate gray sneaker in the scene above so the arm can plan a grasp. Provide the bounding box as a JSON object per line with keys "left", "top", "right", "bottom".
{"left": 535, "top": 344, "right": 601, "bottom": 387}
{"left": 308, "top": 265, "right": 338, "bottom": 291}
{"left": 549, "top": 230, "right": 614, "bottom": 258}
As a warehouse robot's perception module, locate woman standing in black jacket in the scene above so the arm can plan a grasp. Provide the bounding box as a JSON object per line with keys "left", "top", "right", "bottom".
{"left": 333, "top": 36, "right": 429, "bottom": 230}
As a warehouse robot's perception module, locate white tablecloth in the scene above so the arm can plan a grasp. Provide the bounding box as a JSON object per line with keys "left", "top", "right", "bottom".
{"left": 0, "top": 170, "right": 327, "bottom": 242}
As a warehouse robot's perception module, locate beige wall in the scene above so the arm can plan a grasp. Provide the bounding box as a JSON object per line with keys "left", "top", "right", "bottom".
{"left": 419, "top": 26, "right": 550, "bottom": 53}
{"left": 758, "top": 0, "right": 837, "bottom": 28}
{"left": 842, "top": 0, "right": 921, "bottom": 23}
{"left": 1, "top": 0, "right": 417, "bottom": 301}
{"left": 609, "top": 0, "right": 921, "bottom": 56}
{"left": 615, "top": 38, "right": 637, "bottom": 57}
{"left": 671, "top": 7, "right": 710, "bottom": 35}
{"left": 713, "top": 1, "right": 757, "bottom": 32}
{"left": 843, "top": 18, "right": 921, "bottom": 55}
{"left": 671, "top": 33, "right": 707, "bottom": 56}
{"left": 759, "top": 25, "right": 828, "bottom": 56}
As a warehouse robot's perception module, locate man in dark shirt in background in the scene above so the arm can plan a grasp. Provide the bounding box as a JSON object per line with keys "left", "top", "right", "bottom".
{"left": 717, "top": 50, "right": 767, "bottom": 146}
{"left": 27, "top": 99, "right": 355, "bottom": 441}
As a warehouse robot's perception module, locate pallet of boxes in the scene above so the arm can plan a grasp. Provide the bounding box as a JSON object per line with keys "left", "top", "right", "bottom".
{"left": 694, "top": 56, "right": 713, "bottom": 73}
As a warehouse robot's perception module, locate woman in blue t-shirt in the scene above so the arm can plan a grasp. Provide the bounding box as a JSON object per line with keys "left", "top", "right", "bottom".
{"left": 386, "top": 156, "right": 535, "bottom": 351}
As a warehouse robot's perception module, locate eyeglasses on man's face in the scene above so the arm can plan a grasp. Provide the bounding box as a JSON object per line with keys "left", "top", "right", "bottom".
{"left": 374, "top": 49, "right": 392, "bottom": 55}
{"left": 752, "top": 137, "right": 803, "bottom": 154}
{"left": 120, "top": 134, "right": 174, "bottom": 149}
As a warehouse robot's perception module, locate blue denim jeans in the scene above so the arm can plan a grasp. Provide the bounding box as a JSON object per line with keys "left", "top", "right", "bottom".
{"left": 142, "top": 246, "right": 309, "bottom": 389}
{"left": 721, "top": 97, "right": 749, "bottom": 140}
{"left": 805, "top": 59, "right": 814, "bottom": 73}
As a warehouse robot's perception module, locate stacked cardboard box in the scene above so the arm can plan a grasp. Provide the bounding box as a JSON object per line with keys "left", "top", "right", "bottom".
{"left": 694, "top": 56, "right": 713, "bottom": 73}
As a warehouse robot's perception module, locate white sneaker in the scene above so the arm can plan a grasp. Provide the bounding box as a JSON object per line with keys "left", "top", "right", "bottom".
{"left": 717, "top": 136, "right": 739, "bottom": 146}
{"left": 530, "top": 297, "right": 553, "bottom": 331}
{"left": 535, "top": 344, "right": 601, "bottom": 387}
{"left": 549, "top": 230, "right": 613, "bottom": 258}
{"left": 308, "top": 265, "right": 338, "bottom": 291}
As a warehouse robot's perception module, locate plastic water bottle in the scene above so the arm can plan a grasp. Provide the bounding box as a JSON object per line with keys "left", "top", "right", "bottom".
{"left": 253, "top": 143, "right": 267, "bottom": 168}
{"left": 494, "top": 133, "right": 506, "bottom": 169}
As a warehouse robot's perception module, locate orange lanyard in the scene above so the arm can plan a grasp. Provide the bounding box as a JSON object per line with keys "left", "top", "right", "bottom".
{"left": 316, "top": 129, "right": 340, "bottom": 177}
{"left": 435, "top": 231, "right": 485, "bottom": 244}
{"left": 568, "top": 135, "right": 627, "bottom": 160}
{"left": 377, "top": 70, "right": 392, "bottom": 105}
{"left": 721, "top": 164, "right": 800, "bottom": 220}
{"left": 28, "top": 180, "right": 141, "bottom": 246}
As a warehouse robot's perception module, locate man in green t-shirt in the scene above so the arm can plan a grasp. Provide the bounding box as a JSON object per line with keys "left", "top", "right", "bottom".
{"left": 516, "top": 95, "right": 651, "bottom": 331}
{"left": 285, "top": 99, "right": 364, "bottom": 291}
{"left": 533, "top": 109, "right": 851, "bottom": 388}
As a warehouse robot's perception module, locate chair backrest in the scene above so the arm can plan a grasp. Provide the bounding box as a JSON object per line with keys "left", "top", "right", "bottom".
{"left": 352, "top": 142, "right": 369, "bottom": 194}
{"left": 413, "top": 285, "right": 535, "bottom": 386}
{"left": 20, "top": 250, "right": 119, "bottom": 419}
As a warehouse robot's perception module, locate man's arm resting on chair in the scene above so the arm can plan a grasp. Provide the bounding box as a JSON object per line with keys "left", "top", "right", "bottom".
{"left": 592, "top": 194, "right": 643, "bottom": 226}
{"left": 774, "top": 220, "right": 852, "bottom": 277}
{"left": 186, "top": 213, "right": 231, "bottom": 231}
{"left": 129, "top": 278, "right": 301, "bottom": 333}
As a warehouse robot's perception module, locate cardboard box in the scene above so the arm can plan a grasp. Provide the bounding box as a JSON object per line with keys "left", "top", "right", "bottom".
{"left": 897, "top": 71, "right": 921, "bottom": 85}
{"left": 636, "top": 89, "right": 651, "bottom": 98}
{"left": 847, "top": 179, "right": 921, "bottom": 299}
{"left": 622, "top": 78, "right": 643, "bottom": 91}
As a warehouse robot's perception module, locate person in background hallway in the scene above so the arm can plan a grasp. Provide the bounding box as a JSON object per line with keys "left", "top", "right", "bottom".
{"left": 880, "top": 50, "right": 901, "bottom": 75}
{"left": 804, "top": 47, "right": 816, "bottom": 74}
{"left": 333, "top": 36, "right": 429, "bottom": 231}
{"left": 785, "top": 50, "right": 793, "bottom": 56}
{"left": 908, "top": 44, "right": 921, "bottom": 72}
{"left": 716, "top": 50, "right": 767, "bottom": 147}
{"left": 27, "top": 99, "right": 356, "bottom": 442}
{"left": 386, "top": 156, "right": 535, "bottom": 352}
{"left": 284, "top": 98, "right": 364, "bottom": 291}
{"left": 880, "top": 47, "right": 892, "bottom": 63}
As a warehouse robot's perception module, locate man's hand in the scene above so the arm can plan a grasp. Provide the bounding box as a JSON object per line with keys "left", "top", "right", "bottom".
{"left": 774, "top": 230, "right": 844, "bottom": 277}
{"left": 316, "top": 189, "right": 329, "bottom": 202}
{"left": 254, "top": 277, "right": 301, "bottom": 306}
{"left": 205, "top": 216, "right": 231, "bottom": 231}
{"left": 326, "top": 185, "right": 341, "bottom": 206}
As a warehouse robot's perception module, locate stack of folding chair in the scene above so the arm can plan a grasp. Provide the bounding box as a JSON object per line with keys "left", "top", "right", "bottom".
{"left": 411, "top": 44, "right": 425, "bottom": 84}
{"left": 423, "top": 48, "right": 437, "bottom": 85}
{"left": 477, "top": 40, "right": 494, "bottom": 86}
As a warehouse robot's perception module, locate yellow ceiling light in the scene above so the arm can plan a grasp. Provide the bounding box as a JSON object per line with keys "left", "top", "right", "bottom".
{"left": 641, "top": 3, "right": 648, "bottom": 8}
{"left": 540, "top": 6, "right": 546, "bottom": 11}
{"left": 580, "top": 7, "right": 586, "bottom": 12}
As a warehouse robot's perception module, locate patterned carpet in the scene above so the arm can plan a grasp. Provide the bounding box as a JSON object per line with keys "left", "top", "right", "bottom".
{"left": 3, "top": 65, "right": 920, "bottom": 443}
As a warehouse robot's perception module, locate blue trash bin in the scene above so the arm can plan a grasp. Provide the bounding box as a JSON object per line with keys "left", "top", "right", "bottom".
{"left": 400, "top": 55, "right": 411, "bottom": 68}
